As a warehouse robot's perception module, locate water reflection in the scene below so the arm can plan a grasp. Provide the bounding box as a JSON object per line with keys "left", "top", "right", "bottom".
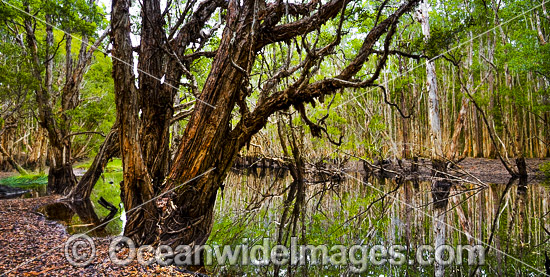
{"left": 210, "top": 169, "right": 550, "bottom": 276}
{"left": 4, "top": 168, "right": 547, "bottom": 275}
{"left": 38, "top": 199, "right": 118, "bottom": 237}
{"left": 38, "top": 172, "right": 124, "bottom": 236}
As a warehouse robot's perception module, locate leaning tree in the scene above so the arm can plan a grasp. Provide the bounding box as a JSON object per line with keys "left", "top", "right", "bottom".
{"left": 108, "top": 0, "right": 420, "bottom": 248}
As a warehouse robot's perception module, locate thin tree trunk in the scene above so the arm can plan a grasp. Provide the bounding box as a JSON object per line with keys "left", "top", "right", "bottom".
{"left": 448, "top": 97, "right": 468, "bottom": 162}
{"left": 67, "top": 123, "right": 120, "bottom": 201}
{"left": 420, "top": 2, "right": 449, "bottom": 276}
{"left": 487, "top": 32, "right": 497, "bottom": 158}
{"left": 449, "top": 32, "right": 474, "bottom": 162}
{"left": 0, "top": 143, "right": 28, "bottom": 175}
{"left": 399, "top": 56, "right": 411, "bottom": 160}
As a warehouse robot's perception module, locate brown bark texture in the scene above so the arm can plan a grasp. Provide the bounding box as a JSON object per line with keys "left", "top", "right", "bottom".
{"left": 109, "top": 0, "right": 421, "bottom": 249}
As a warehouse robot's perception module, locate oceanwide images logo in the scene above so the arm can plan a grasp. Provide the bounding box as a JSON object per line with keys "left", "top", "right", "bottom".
{"left": 65, "top": 234, "right": 485, "bottom": 272}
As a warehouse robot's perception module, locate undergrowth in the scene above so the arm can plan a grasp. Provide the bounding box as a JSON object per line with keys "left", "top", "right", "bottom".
{"left": 0, "top": 174, "right": 47, "bottom": 189}
{"left": 75, "top": 158, "right": 122, "bottom": 172}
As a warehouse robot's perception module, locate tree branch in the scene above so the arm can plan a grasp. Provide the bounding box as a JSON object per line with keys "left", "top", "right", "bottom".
{"left": 372, "top": 49, "right": 428, "bottom": 60}
{"left": 237, "top": 0, "right": 420, "bottom": 147}
{"left": 63, "top": 131, "right": 106, "bottom": 140}
{"left": 255, "top": 0, "right": 349, "bottom": 50}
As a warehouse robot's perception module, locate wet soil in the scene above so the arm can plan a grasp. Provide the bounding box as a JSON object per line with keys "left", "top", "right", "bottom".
{"left": 357, "top": 157, "right": 549, "bottom": 184}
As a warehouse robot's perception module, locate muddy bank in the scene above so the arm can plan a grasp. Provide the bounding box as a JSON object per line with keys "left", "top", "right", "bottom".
{"left": 234, "top": 156, "right": 549, "bottom": 184}
{"left": 359, "top": 157, "right": 549, "bottom": 184}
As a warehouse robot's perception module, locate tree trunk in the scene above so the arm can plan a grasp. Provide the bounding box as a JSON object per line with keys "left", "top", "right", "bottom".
{"left": 110, "top": 0, "right": 420, "bottom": 254}
{"left": 399, "top": 56, "right": 411, "bottom": 160}
{"left": 0, "top": 143, "right": 28, "bottom": 175}
{"left": 111, "top": 0, "right": 158, "bottom": 245}
{"left": 448, "top": 32, "right": 474, "bottom": 162}
{"left": 137, "top": 0, "right": 173, "bottom": 191}
{"left": 67, "top": 124, "right": 120, "bottom": 201}
{"left": 420, "top": 2, "right": 449, "bottom": 276}
{"left": 448, "top": 97, "right": 468, "bottom": 162}
{"left": 24, "top": 13, "right": 76, "bottom": 194}
{"left": 22, "top": 2, "right": 109, "bottom": 195}
{"left": 487, "top": 32, "right": 497, "bottom": 158}
{"left": 27, "top": 128, "right": 48, "bottom": 172}
{"left": 47, "top": 159, "right": 77, "bottom": 195}
{"left": 156, "top": 0, "right": 258, "bottom": 248}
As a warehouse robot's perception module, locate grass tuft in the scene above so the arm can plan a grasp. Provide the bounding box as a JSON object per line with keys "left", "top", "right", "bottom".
{"left": 0, "top": 174, "right": 48, "bottom": 189}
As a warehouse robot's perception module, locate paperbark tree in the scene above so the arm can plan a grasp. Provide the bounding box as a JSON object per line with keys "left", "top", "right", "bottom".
{"left": 18, "top": 0, "right": 109, "bottom": 194}
{"left": 111, "top": 0, "right": 420, "bottom": 249}
{"left": 419, "top": 1, "right": 449, "bottom": 276}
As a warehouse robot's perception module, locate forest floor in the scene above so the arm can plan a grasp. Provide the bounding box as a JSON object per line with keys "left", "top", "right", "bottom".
{"left": 0, "top": 171, "right": 15, "bottom": 179}
{"left": 0, "top": 196, "right": 196, "bottom": 276}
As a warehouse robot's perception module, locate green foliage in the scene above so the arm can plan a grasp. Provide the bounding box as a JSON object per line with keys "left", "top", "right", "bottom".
{"left": 0, "top": 173, "right": 48, "bottom": 189}
{"left": 76, "top": 158, "right": 122, "bottom": 173}
{"left": 68, "top": 55, "right": 116, "bottom": 154}
{"left": 0, "top": 0, "right": 113, "bottom": 160}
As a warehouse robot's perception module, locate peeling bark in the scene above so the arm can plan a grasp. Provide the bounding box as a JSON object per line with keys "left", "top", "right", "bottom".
{"left": 419, "top": 2, "right": 449, "bottom": 276}
{"left": 109, "top": 0, "right": 420, "bottom": 251}
{"left": 111, "top": 0, "right": 158, "bottom": 245}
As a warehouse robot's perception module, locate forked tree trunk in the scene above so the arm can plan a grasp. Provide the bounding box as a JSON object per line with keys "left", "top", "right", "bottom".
{"left": 111, "top": 0, "right": 158, "bottom": 245}
{"left": 22, "top": 2, "right": 109, "bottom": 195}
{"left": 111, "top": 0, "right": 420, "bottom": 252}
{"left": 24, "top": 14, "right": 77, "bottom": 195}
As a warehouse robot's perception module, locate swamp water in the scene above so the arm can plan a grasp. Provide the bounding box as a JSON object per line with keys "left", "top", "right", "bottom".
{"left": 1, "top": 168, "right": 549, "bottom": 275}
